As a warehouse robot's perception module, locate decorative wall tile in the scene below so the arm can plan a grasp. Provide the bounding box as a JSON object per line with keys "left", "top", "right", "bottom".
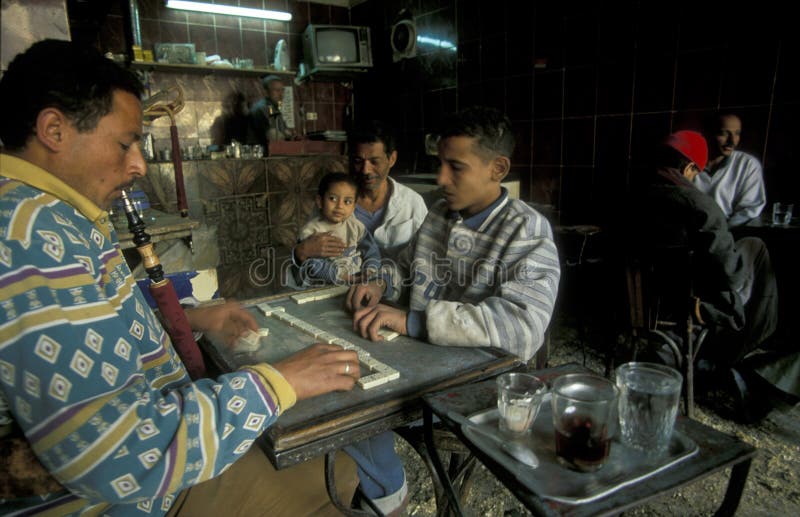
{"left": 204, "top": 193, "right": 269, "bottom": 266}
{"left": 197, "top": 160, "right": 262, "bottom": 200}
{"left": 271, "top": 224, "right": 301, "bottom": 249}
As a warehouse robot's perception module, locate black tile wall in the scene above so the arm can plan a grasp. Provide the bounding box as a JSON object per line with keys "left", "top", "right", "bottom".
{"left": 564, "top": 67, "right": 596, "bottom": 117}
{"left": 352, "top": 0, "right": 800, "bottom": 224}
{"left": 596, "top": 61, "right": 633, "bottom": 115}
{"left": 533, "top": 70, "right": 563, "bottom": 120}
{"left": 532, "top": 119, "right": 561, "bottom": 166}
{"left": 73, "top": 0, "right": 800, "bottom": 229}
{"left": 563, "top": 118, "right": 595, "bottom": 167}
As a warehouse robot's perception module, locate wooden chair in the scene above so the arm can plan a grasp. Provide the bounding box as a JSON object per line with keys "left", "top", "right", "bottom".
{"left": 623, "top": 246, "right": 708, "bottom": 418}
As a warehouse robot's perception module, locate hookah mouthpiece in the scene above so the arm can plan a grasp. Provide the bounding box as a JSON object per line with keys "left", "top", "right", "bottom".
{"left": 119, "top": 189, "right": 137, "bottom": 215}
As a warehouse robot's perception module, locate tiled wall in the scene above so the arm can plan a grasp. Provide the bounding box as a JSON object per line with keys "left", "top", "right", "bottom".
{"left": 85, "top": 0, "right": 352, "bottom": 148}
{"left": 352, "top": 0, "right": 799, "bottom": 226}
{"left": 138, "top": 154, "right": 348, "bottom": 298}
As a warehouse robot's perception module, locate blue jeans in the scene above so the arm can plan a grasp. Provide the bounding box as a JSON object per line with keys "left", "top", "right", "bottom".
{"left": 344, "top": 431, "right": 405, "bottom": 498}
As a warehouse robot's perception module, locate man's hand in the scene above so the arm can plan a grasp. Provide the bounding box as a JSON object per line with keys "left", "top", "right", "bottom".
{"left": 274, "top": 344, "right": 360, "bottom": 399}
{"left": 185, "top": 300, "right": 258, "bottom": 347}
{"left": 353, "top": 304, "right": 408, "bottom": 341}
{"left": 345, "top": 280, "right": 384, "bottom": 312}
{"left": 295, "top": 232, "right": 346, "bottom": 263}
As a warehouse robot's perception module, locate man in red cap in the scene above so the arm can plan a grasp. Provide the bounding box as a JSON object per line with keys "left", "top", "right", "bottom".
{"left": 626, "top": 130, "right": 795, "bottom": 422}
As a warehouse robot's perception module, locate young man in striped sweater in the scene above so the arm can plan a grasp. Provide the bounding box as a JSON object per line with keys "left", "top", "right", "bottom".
{"left": 347, "top": 106, "right": 560, "bottom": 363}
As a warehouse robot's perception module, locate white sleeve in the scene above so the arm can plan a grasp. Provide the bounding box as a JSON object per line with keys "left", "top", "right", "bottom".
{"left": 729, "top": 158, "right": 766, "bottom": 226}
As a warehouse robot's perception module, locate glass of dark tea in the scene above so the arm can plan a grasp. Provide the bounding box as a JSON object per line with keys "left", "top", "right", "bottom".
{"left": 551, "top": 373, "right": 618, "bottom": 472}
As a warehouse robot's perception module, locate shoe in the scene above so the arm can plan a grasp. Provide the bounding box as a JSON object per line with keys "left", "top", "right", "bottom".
{"left": 357, "top": 478, "right": 409, "bottom": 517}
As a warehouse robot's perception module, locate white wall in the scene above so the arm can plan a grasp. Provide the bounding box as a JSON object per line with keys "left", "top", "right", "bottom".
{"left": 1, "top": 0, "right": 70, "bottom": 72}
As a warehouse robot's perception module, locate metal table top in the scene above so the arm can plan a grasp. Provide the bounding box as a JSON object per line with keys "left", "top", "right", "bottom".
{"left": 200, "top": 290, "right": 521, "bottom": 469}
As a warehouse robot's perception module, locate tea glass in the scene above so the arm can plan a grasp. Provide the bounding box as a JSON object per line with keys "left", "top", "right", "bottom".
{"left": 496, "top": 373, "right": 547, "bottom": 435}
{"left": 551, "top": 373, "right": 618, "bottom": 472}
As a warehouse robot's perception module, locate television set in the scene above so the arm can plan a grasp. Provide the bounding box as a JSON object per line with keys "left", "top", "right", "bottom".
{"left": 302, "top": 24, "right": 373, "bottom": 78}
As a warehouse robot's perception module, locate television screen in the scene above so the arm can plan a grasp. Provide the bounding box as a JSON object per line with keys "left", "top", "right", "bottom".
{"left": 317, "top": 29, "right": 358, "bottom": 63}
{"left": 301, "top": 24, "right": 372, "bottom": 78}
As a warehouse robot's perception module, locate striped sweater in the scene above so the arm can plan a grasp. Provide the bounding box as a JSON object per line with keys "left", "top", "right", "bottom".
{"left": 0, "top": 155, "right": 295, "bottom": 516}
{"left": 385, "top": 194, "right": 560, "bottom": 361}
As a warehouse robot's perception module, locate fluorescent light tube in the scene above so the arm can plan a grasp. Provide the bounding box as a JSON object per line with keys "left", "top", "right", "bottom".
{"left": 166, "top": 1, "right": 292, "bottom": 21}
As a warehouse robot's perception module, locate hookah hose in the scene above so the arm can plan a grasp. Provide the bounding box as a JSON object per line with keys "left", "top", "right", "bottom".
{"left": 119, "top": 190, "right": 206, "bottom": 378}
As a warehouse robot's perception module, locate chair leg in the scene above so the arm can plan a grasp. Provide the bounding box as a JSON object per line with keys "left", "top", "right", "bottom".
{"left": 685, "top": 318, "right": 695, "bottom": 418}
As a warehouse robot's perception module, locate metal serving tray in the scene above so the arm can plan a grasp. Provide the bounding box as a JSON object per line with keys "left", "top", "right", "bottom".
{"left": 464, "top": 396, "right": 698, "bottom": 505}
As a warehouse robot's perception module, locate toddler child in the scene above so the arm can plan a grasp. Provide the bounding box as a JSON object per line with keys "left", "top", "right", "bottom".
{"left": 297, "top": 172, "right": 381, "bottom": 286}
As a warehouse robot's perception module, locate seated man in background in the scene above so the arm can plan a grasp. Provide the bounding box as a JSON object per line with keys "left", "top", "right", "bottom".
{"left": 693, "top": 111, "right": 767, "bottom": 227}
{"left": 0, "top": 39, "right": 360, "bottom": 516}
{"left": 631, "top": 130, "right": 797, "bottom": 421}
{"left": 347, "top": 106, "right": 560, "bottom": 363}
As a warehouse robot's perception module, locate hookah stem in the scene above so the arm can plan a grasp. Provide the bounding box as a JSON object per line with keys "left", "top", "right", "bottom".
{"left": 120, "top": 190, "right": 164, "bottom": 284}
{"left": 119, "top": 190, "right": 206, "bottom": 378}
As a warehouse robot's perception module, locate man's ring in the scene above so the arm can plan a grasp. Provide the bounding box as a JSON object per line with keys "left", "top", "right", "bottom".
{"left": 344, "top": 362, "right": 350, "bottom": 375}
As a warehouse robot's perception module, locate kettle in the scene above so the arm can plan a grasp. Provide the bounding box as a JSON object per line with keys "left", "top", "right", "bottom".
{"left": 273, "top": 39, "right": 289, "bottom": 71}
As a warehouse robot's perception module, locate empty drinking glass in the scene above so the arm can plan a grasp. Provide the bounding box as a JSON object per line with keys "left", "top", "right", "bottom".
{"left": 616, "top": 362, "right": 682, "bottom": 460}
{"left": 772, "top": 202, "right": 794, "bottom": 226}
{"left": 496, "top": 373, "right": 547, "bottom": 435}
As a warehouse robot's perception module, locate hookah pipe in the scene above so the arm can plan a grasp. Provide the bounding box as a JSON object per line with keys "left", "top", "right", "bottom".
{"left": 143, "top": 86, "right": 189, "bottom": 217}
{"left": 119, "top": 190, "right": 206, "bottom": 379}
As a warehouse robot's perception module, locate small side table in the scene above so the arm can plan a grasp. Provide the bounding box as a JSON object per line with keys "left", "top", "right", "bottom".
{"left": 423, "top": 364, "right": 756, "bottom": 516}
{"left": 114, "top": 208, "right": 198, "bottom": 250}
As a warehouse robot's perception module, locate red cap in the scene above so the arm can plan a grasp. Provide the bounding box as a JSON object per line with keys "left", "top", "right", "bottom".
{"left": 665, "top": 130, "right": 708, "bottom": 171}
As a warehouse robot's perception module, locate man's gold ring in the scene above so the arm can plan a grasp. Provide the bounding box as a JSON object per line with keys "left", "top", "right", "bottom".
{"left": 344, "top": 362, "right": 350, "bottom": 375}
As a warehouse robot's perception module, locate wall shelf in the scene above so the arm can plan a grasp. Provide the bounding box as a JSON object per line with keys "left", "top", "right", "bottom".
{"left": 130, "top": 61, "right": 295, "bottom": 78}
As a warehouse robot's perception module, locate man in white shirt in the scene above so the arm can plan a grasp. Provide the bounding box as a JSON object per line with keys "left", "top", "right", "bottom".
{"left": 294, "top": 121, "right": 428, "bottom": 264}
{"left": 290, "top": 121, "right": 428, "bottom": 516}
{"left": 693, "top": 112, "right": 766, "bottom": 227}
